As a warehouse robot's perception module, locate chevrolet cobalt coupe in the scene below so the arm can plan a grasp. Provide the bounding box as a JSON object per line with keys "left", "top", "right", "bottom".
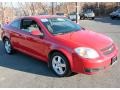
{"left": 1, "top": 15, "right": 118, "bottom": 77}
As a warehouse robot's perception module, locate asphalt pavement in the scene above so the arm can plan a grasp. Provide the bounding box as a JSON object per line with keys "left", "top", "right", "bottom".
{"left": 0, "top": 17, "right": 120, "bottom": 88}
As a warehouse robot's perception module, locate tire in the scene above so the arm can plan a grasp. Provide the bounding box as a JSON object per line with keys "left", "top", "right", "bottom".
{"left": 80, "top": 17, "right": 83, "bottom": 20}
{"left": 3, "top": 38, "right": 14, "bottom": 54}
{"left": 80, "top": 16, "right": 82, "bottom": 20}
{"left": 81, "top": 17, "right": 85, "bottom": 20}
{"left": 91, "top": 17, "right": 94, "bottom": 20}
{"left": 111, "top": 16, "right": 115, "bottom": 20}
{"left": 49, "top": 52, "right": 72, "bottom": 77}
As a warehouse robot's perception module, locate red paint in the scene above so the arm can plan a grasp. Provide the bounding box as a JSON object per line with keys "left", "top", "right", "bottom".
{"left": 31, "top": 30, "right": 41, "bottom": 36}
{"left": 1, "top": 15, "right": 118, "bottom": 74}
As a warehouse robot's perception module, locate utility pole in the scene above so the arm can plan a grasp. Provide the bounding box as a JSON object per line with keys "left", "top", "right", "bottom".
{"left": 52, "top": 2, "right": 54, "bottom": 15}
{"left": 97, "top": 2, "right": 100, "bottom": 16}
{"left": 75, "top": 2, "right": 79, "bottom": 24}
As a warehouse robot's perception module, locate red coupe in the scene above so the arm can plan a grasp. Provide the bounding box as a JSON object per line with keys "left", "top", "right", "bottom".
{"left": 1, "top": 15, "right": 118, "bottom": 77}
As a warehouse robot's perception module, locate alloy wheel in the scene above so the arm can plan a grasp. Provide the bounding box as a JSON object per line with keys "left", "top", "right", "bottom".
{"left": 52, "top": 56, "right": 66, "bottom": 75}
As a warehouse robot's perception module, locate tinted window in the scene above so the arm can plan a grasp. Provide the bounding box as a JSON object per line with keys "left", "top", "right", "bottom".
{"left": 10, "top": 20, "right": 20, "bottom": 29}
{"left": 21, "top": 19, "right": 40, "bottom": 33}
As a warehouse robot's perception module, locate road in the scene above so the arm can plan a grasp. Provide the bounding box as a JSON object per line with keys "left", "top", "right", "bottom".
{"left": 0, "top": 17, "right": 120, "bottom": 88}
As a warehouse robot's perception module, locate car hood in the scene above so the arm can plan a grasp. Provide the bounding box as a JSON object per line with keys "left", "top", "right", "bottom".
{"left": 55, "top": 30, "right": 113, "bottom": 50}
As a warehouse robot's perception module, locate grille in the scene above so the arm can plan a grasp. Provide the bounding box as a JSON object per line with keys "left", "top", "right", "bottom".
{"left": 101, "top": 44, "right": 115, "bottom": 55}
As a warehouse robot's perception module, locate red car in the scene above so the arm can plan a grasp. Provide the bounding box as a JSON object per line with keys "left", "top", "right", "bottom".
{"left": 1, "top": 15, "right": 118, "bottom": 77}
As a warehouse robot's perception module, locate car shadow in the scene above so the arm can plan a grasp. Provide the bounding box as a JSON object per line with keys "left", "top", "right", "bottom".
{"left": 0, "top": 40, "right": 58, "bottom": 77}
{"left": 94, "top": 17, "right": 120, "bottom": 26}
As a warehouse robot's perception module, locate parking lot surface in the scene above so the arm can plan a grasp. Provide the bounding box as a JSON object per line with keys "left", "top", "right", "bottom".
{"left": 0, "top": 17, "right": 120, "bottom": 88}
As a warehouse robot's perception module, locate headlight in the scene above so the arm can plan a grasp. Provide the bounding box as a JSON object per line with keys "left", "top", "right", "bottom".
{"left": 74, "top": 47, "right": 99, "bottom": 59}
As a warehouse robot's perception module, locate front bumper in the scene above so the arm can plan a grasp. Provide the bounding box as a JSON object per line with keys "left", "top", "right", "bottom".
{"left": 72, "top": 46, "right": 118, "bottom": 75}
{"left": 85, "top": 15, "right": 95, "bottom": 18}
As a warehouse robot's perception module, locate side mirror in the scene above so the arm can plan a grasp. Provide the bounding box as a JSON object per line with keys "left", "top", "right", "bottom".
{"left": 31, "top": 30, "right": 44, "bottom": 37}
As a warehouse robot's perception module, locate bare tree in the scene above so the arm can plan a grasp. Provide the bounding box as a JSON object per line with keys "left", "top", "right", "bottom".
{"left": 18, "top": 2, "right": 49, "bottom": 16}
{"left": 64, "top": 2, "right": 70, "bottom": 14}
{"left": 0, "top": 2, "right": 6, "bottom": 24}
{"left": 34, "top": 2, "right": 48, "bottom": 15}
{"left": 17, "top": 2, "right": 29, "bottom": 16}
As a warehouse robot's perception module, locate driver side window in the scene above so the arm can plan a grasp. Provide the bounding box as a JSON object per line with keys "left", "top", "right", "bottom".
{"left": 21, "top": 19, "right": 40, "bottom": 33}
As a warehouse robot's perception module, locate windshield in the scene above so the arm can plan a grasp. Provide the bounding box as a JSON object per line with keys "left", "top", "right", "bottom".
{"left": 40, "top": 17, "right": 81, "bottom": 35}
{"left": 85, "top": 10, "right": 93, "bottom": 13}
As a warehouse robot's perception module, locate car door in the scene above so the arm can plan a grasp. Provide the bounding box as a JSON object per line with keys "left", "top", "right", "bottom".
{"left": 20, "top": 18, "right": 49, "bottom": 61}
{"left": 9, "top": 19, "right": 25, "bottom": 49}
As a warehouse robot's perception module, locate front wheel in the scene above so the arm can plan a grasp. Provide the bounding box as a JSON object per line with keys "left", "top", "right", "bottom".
{"left": 49, "top": 52, "right": 72, "bottom": 77}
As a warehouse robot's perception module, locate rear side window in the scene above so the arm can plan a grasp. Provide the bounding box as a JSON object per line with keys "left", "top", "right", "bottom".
{"left": 10, "top": 20, "right": 20, "bottom": 29}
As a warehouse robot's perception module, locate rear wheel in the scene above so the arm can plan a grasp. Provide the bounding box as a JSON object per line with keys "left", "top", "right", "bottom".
{"left": 49, "top": 52, "right": 72, "bottom": 77}
{"left": 3, "top": 38, "right": 14, "bottom": 54}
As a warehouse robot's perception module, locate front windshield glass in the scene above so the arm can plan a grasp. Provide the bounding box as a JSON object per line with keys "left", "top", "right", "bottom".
{"left": 40, "top": 17, "right": 81, "bottom": 35}
{"left": 85, "top": 10, "right": 93, "bottom": 13}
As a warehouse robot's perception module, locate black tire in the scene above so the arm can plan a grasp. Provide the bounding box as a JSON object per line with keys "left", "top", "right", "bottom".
{"left": 91, "top": 17, "right": 95, "bottom": 20}
{"left": 80, "top": 15, "right": 85, "bottom": 20}
{"left": 80, "top": 16, "right": 82, "bottom": 20}
{"left": 49, "top": 52, "right": 72, "bottom": 77}
{"left": 111, "top": 16, "right": 115, "bottom": 20}
{"left": 3, "top": 38, "right": 14, "bottom": 54}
